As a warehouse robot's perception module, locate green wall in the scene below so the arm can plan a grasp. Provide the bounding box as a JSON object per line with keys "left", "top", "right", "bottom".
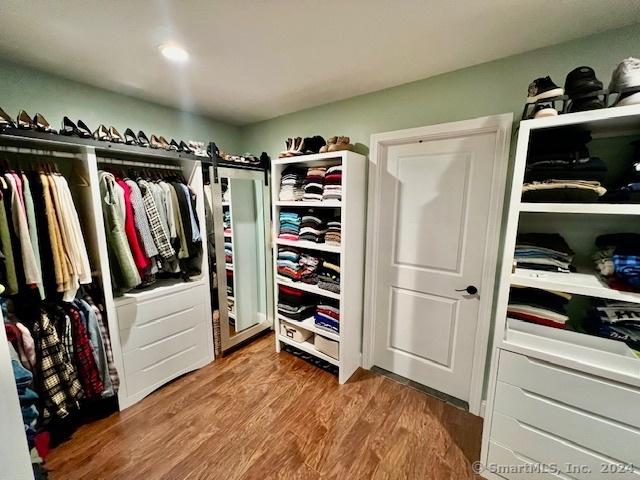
{"left": 240, "top": 24, "right": 640, "bottom": 156}
{"left": 0, "top": 58, "right": 241, "bottom": 152}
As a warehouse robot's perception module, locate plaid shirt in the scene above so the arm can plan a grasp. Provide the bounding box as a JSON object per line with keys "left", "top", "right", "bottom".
{"left": 138, "top": 180, "right": 175, "bottom": 260}
{"left": 32, "top": 310, "right": 83, "bottom": 421}
{"left": 125, "top": 179, "right": 158, "bottom": 258}
{"left": 84, "top": 295, "right": 119, "bottom": 393}
{"left": 67, "top": 305, "right": 104, "bottom": 399}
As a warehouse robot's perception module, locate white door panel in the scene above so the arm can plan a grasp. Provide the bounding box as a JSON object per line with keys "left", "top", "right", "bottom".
{"left": 373, "top": 132, "right": 498, "bottom": 401}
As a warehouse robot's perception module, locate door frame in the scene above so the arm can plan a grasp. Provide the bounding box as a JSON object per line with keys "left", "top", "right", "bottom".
{"left": 363, "top": 113, "right": 513, "bottom": 416}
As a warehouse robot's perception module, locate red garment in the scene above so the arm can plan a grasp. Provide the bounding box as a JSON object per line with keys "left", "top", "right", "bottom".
{"left": 116, "top": 178, "right": 150, "bottom": 273}
{"left": 279, "top": 285, "right": 305, "bottom": 297}
{"left": 34, "top": 431, "right": 51, "bottom": 460}
{"left": 66, "top": 305, "right": 104, "bottom": 398}
{"left": 508, "top": 312, "right": 566, "bottom": 329}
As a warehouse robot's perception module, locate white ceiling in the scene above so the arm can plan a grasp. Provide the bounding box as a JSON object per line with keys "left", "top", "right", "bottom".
{"left": 0, "top": 1, "right": 639, "bottom": 125}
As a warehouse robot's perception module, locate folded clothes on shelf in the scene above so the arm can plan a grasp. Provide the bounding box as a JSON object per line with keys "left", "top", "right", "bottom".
{"left": 277, "top": 248, "right": 302, "bottom": 281}
{"left": 507, "top": 286, "right": 571, "bottom": 329}
{"left": 279, "top": 210, "right": 301, "bottom": 241}
{"left": 593, "top": 233, "right": 640, "bottom": 291}
{"left": 314, "top": 300, "right": 340, "bottom": 334}
{"left": 302, "top": 167, "right": 326, "bottom": 202}
{"left": 322, "top": 165, "right": 342, "bottom": 202}
{"left": 522, "top": 179, "right": 607, "bottom": 202}
{"left": 584, "top": 299, "right": 640, "bottom": 353}
{"left": 524, "top": 156, "right": 607, "bottom": 183}
{"left": 515, "top": 233, "right": 575, "bottom": 273}
{"left": 279, "top": 166, "right": 305, "bottom": 201}
{"left": 278, "top": 285, "right": 316, "bottom": 320}
{"left": 325, "top": 217, "right": 341, "bottom": 245}
{"left": 299, "top": 209, "right": 327, "bottom": 243}
{"left": 318, "top": 258, "right": 340, "bottom": 293}
{"left": 299, "top": 253, "right": 320, "bottom": 284}
{"left": 224, "top": 241, "right": 233, "bottom": 264}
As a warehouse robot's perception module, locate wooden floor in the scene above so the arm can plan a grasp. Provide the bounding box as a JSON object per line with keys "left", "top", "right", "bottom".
{"left": 46, "top": 334, "right": 483, "bottom": 480}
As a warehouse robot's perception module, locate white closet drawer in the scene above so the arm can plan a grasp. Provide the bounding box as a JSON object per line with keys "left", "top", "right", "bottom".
{"left": 489, "top": 413, "right": 640, "bottom": 479}
{"left": 122, "top": 320, "right": 209, "bottom": 396}
{"left": 116, "top": 283, "right": 207, "bottom": 331}
{"left": 119, "top": 302, "right": 205, "bottom": 353}
{"left": 498, "top": 350, "right": 640, "bottom": 428}
{"left": 493, "top": 381, "right": 640, "bottom": 467}
{"left": 486, "top": 441, "right": 566, "bottom": 480}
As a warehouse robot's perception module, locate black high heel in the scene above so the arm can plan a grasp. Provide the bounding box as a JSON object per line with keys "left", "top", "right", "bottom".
{"left": 60, "top": 116, "right": 77, "bottom": 136}
{"left": 124, "top": 128, "right": 138, "bottom": 145}
{"left": 137, "top": 130, "right": 150, "bottom": 147}
{"left": 109, "top": 126, "right": 124, "bottom": 143}
{"left": 179, "top": 141, "right": 193, "bottom": 154}
{"left": 17, "top": 110, "right": 33, "bottom": 129}
{"left": 0, "top": 107, "right": 16, "bottom": 130}
{"left": 93, "top": 124, "right": 110, "bottom": 141}
{"left": 33, "top": 113, "right": 57, "bottom": 133}
{"left": 77, "top": 120, "right": 92, "bottom": 138}
{"left": 169, "top": 139, "right": 180, "bottom": 151}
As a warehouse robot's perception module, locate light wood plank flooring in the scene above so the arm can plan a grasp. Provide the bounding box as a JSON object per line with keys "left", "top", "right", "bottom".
{"left": 46, "top": 334, "right": 482, "bottom": 479}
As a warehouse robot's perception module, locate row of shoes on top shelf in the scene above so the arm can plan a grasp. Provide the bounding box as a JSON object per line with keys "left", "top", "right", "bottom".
{"left": 522, "top": 127, "right": 640, "bottom": 203}
{"left": 523, "top": 57, "right": 640, "bottom": 119}
{"left": 0, "top": 106, "right": 210, "bottom": 156}
{"left": 278, "top": 135, "right": 354, "bottom": 158}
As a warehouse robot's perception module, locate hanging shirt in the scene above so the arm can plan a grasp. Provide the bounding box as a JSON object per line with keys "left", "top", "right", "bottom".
{"left": 21, "top": 175, "right": 44, "bottom": 299}
{"left": 138, "top": 179, "right": 175, "bottom": 260}
{"left": 124, "top": 179, "right": 158, "bottom": 259}
{"left": 178, "top": 183, "right": 201, "bottom": 243}
{"left": 0, "top": 182, "right": 18, "bottom": 295}
{"left": 115, "top": 178, "right": 150, "bottom": 273}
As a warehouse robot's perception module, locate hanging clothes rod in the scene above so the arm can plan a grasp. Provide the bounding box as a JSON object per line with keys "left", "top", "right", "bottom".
{"left": 0, "top": 145, "right": 79, "bottom": 159}
{"left": 97, "top": 157, "right": 183, "bottom": 171}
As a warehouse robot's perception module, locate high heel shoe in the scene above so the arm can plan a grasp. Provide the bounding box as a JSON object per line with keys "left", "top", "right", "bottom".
{"left": 77, "top": 120, "right": 92, "bottom": 138}
{"left": 124, "top": 128, "right": 138, "bottom": 145}
{"left": 137, "top": 130, "right": 150, "bottom": 147}
{"left": 33, "top": 113, "right": 57, "bottom": 133}
{"left": 0, "top": 107, "right": 16, "bottom": 130}
{"left": 180, "top": 141, "right": 193, "bottom": 154}
{"left": 93, "top": 124, "right": 111, "bottom": 141}
{"left": 150, "top": 134, "right": 162, "bottom": 149}
{"left": 17, "top": 110, "right": 33, "bottom": 129}
{"left": 109, "top": 126, "right": 124, "bottom": 143}
{"left": 60, "top": 117, "right": 77, "bottom": 136}
{"left": 158, "top": 136, "right": 171, "bottom": 151}
{"left": 169, "top": 139, "right": 180, "bottom": 151}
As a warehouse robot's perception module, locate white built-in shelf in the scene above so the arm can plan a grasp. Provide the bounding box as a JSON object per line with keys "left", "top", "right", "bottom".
{"left": 277, "top": 334, "right": 340, "bottom": 366}
{"left": 511, "top": 268, "right": 640, "bottom": 304}
{"left": 520, "top": 203, "right": 640, "bottom": 215}
{"left": 277, "top": 277, "right": 340, "bottom": 300}
{"left": 275, "top": 200, "right": 341, "bottom": 208}
{"left": 276, "top": 238, "right": 341, "bottom": 254}
{"left": 278, "top": 314, "right": 340, "bottom": 342}
{"left": 272, "top": 150, "right": 366, "bottom": 384}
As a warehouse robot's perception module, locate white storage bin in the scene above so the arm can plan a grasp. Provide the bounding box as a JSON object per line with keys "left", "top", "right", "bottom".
{"left": 315, "top": 334, "right": 339, "bottom": 359}
{"left": 280, "top": 322, "right": 313, "bottom": 343}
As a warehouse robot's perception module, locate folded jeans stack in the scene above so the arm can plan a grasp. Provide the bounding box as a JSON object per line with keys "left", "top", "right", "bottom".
{"left": 318, "top": 258, "right": 340, "bottom": 293}
{"left": 515, "top": 233, "right": 575, "bottom": 273}
{"left": 322, "top": 165, "right": 342, "bottom": 202}
{"left": 314, "top": 301, "right": 340, "bottom": 334}
{"left": 593, "top": 233, "right": 640, "bottom": 292}
{"left": 279, "top": 210, "right": 301, "bottom": 241}
{"left": 278, "top": 285, "right": 316, "bottom": 320}
{"left": 302, "top": 167, "right": 326, "bottom": 202}
{"left": 325, "top": 217, "right": 341, "bottom": 245}
{"left": 507, "top": 287, "right": 571, "bottom": 329}
{"left": 299, "top": 209, "right": 327, "bottom": 243}
{"left": 522, "top": 128, "right": 607, "bottom": 203}
{"left": 279, "top": 166, "right": 305, "bottom": 202}
{"left": 277, "top": 248, "right": 302, "bottom": 281}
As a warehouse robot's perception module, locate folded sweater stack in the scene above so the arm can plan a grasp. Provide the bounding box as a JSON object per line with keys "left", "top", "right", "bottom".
{"left": 279, "top": 166, "right": 305, "bottom": 201}
{"left": 515, "top": 233, "right": 575, "bottom": 273}
{"left": 277, "top": 248, "right": 301, "bottom": 281}
{"left": 299, "top": 209, "right": 327, "bottom": 243}
{"left": 223, "top": 210, "right": 232, "bottom": 236}
{"left": 299, "top": 253, "right": 320, "bottom": 284}
{"left": 323, "top": 165, "right": 342, "bottom": 201}
{"left": 325, "top": 217, "right": 341, "bottom": 245}
{"left": 279, "top": 211, "right": 301, "bottom": 240}
{"left": 224, "top": 241, "right": 233, "bottom": 264}
{"left": 507, "top": 287, "right": 571, "bottom": 329}
{"left": 278, "top": 285, "right": 315, "bottom": 320}
{"left": 318, "top": 259, "right": 340, "bottom": 293}
{"left": 314, "top": 301, "right": 340, "bottom": 334}
{"left": 303, "top": 167, "right": 326, "bottom": 202}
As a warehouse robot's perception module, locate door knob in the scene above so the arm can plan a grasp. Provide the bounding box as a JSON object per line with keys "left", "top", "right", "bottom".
{"left": 455, "top": 285, "right": 478, "bottom": 295}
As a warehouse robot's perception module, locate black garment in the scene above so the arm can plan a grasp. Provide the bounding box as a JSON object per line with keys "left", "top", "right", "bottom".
{"left": 525, "top": 156, "right": 607, "bottom": 183}
{"left": 517, "top": 233, "right": 574, "bottom": 255}
{"left": 595, "top": 233, "right": 640, "bottom": 250}
{"left": 522, "top": 188, "right": 600, "bottom": 203}
{"left": 509, "top": 287, "right": 569, "bottom": 314}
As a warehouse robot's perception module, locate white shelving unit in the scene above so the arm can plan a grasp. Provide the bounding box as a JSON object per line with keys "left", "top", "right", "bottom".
{"left": 481, "top": 104, "right": 640, "bottom": 479}
{"left": 271, "top": 151, "right": 367, "bottom": 384}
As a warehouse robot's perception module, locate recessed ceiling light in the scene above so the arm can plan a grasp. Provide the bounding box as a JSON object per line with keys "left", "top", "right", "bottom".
{"left": 159, "top": 44, "right": 189, "bottom": 63}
